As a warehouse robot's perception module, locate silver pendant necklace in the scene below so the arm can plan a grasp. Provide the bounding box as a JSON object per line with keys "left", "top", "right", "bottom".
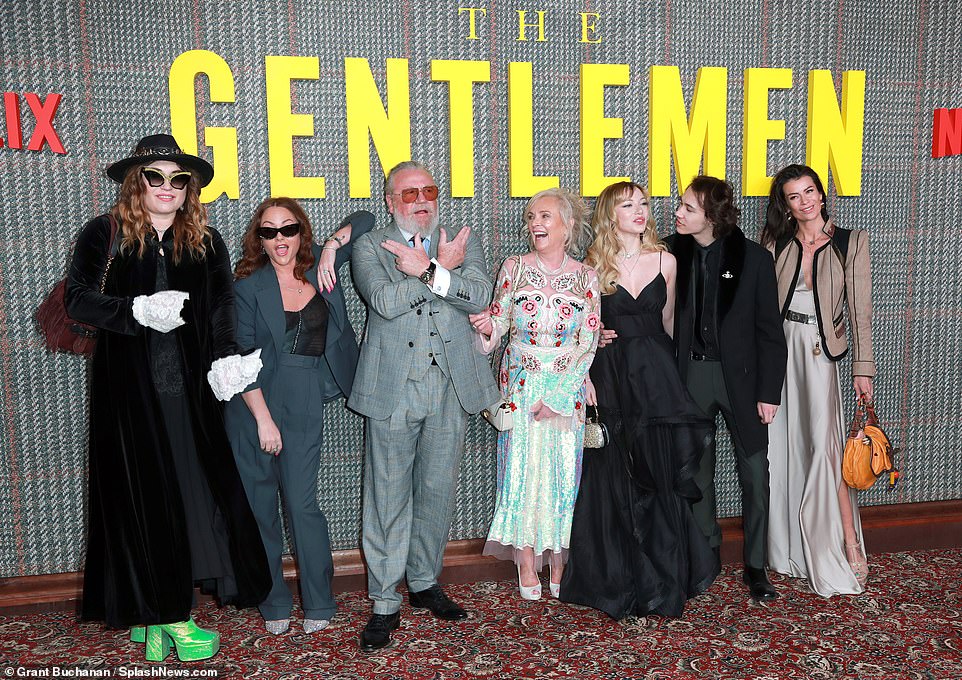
{"left": 801, "top": 224, "right": 829, "bottom": 246}
{"left": 620, "top": 248, "right": 643, "bottom": 276}
{"left": 281, "top": 277, "right": 304, "bottom": 294}
{"left": 535, "top": 252, "right": 568, "bottom": 275}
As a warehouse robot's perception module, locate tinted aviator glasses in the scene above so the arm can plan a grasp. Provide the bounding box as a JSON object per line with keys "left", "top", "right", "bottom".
{"left": 141, "top": 167, "right": 193, "bottom": 190}
{"left": 394, "top": 185, "right": 439, "bottom": 203}
{"left": 257, "top": 224, "right": 301, "bottom": 240}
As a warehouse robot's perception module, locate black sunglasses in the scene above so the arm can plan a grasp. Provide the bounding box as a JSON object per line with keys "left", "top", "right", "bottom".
{"left": 257, "top": 224, "right": 301, "bottom": 240}
{"left": 141, "top": 167, "right": 192, "bottom": 190}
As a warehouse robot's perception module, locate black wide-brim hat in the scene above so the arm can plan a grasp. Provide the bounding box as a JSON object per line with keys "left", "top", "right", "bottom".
{"left": 106, "top": 133, "right": 215, "bottom": 187}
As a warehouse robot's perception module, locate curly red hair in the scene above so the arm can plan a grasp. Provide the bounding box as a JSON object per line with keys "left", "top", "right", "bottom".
{"left": 235, "top": 197, "right": 316, "bottom": 282}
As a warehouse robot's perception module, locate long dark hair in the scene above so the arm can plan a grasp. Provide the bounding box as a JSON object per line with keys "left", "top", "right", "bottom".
{"left": 687, "top": 175, "right": 739, "bottom": 239}
{"left": 760, "top": 164, "right": 831, "bottom": 248}
{"left": 235, "top": 197, "right": 315, "bottom": 282}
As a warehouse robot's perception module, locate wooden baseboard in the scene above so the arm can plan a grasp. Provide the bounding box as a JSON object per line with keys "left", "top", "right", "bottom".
{"left": 2, "top": 500, "right": 959, "bottom": 614}
{"left": 715, "top": 499, "right": 962, "bottom": 565}
{"left": 325, "top": 539, "right": 517, "bottom": 595}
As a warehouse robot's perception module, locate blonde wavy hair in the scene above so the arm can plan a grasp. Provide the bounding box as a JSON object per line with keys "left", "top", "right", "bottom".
{"left": 586, "top": 181, "right": 664, "bottom": 295}
{"left": 524, "top": 187, "right": 593, "bottom": 258}
{"left": 111, "top": 162, "right": 210, "bottom": 262}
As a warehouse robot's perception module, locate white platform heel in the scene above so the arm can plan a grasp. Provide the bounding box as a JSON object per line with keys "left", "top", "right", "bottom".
{"left": 517, "top": 564, "right": 542, "bottom": 600}
{"left": 548, "top": 562, "right": 561, "bottom": 598}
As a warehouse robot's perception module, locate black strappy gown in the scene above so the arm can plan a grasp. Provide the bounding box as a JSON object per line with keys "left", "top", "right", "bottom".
{"left": 559, "top": 273, "right": 719, "bottom": 618}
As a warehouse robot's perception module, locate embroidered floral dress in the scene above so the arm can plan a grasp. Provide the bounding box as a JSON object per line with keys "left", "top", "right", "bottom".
{"left": 482, "top": 255, "right": 600, "bottom": 568}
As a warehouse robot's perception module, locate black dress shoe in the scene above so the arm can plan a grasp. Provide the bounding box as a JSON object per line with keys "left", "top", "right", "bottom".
{"left": 742, "top": 566, "right": 779, "bottom": 601}
{"left": 359, "top": 612, "right": 400, "bottom": 652}
{"left": 409, "top": 584, "right": 468, "bottom": 621}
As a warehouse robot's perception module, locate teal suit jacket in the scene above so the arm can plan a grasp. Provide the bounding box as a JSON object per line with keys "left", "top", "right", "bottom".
{"left": 230, "top": 211, "right": 375, "bottom": 402}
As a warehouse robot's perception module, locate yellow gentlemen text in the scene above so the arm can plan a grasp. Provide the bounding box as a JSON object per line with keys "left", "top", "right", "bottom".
{"left": 169, "top": 51, "right": 866, "bottom": 202}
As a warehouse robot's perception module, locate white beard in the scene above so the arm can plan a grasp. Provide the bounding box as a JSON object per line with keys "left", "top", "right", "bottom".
{"left": 394, "top": 211, "right": 439, "bottom": 238}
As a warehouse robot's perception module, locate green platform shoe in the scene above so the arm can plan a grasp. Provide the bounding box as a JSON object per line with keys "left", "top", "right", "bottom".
{"left": 144, "top": 618, "right": 220, "bottom": 662}
{"left": 130, "top": 626, "right": 146, "bottom": 643}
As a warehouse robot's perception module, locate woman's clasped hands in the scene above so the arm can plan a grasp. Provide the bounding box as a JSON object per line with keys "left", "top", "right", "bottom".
{"left": 468, "top": 310, "right": 493, "bottom": 337}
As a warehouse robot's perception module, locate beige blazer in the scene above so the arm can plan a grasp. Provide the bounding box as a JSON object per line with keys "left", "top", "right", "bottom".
{"left": 772, "top": 221, "right": 875, "bottom": 377}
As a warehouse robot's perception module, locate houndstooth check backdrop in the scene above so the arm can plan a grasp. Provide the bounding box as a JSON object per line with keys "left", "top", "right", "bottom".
{"left": 1, "top": 1, "right": 960, "bottom": 577}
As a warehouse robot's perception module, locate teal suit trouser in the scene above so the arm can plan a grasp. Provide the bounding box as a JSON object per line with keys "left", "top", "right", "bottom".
{"left": 233, "top": 353, "right": 336, "bottom": 621}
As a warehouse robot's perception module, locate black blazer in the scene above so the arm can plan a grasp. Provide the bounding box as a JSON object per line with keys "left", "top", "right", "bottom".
{"left": 666, "top": 228, "right": 787, "bottom": 453}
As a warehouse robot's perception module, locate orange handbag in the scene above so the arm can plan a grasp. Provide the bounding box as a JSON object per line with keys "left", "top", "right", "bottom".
{"left": 842, "top": 396, "right": 899, "bottom": 490}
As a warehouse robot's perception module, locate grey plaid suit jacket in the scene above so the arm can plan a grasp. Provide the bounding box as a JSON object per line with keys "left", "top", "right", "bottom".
{"left": 347, "top": 223, "right": 501, "bottom": 420}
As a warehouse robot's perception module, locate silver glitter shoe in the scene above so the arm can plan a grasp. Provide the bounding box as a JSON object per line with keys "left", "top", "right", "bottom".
{"left": 264, "top": 619, "right": 290, "bottom": 635}
{"left": 303, "top": 618, "right": 330, "bottom": 634}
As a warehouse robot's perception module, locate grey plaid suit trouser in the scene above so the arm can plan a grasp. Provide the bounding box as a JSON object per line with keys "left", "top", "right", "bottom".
{"left": 361, "top": 365, "right": 469, "bottom": 614}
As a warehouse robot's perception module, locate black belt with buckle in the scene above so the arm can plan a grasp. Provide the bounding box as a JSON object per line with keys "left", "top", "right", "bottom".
{"left": 689, "top": 352, "right": 718, "bottom": 362}
{"left": 786, "top": 310, "right": 818, "bottom": 325}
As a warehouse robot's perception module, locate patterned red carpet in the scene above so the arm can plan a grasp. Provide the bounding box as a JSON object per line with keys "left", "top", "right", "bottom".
{"left": 2, "top": 549, "right": 960, "bottom": 679}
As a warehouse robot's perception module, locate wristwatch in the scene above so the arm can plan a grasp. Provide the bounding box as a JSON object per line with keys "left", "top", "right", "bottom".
{"left": 419, "top": 262, "right": 437, "bottom": 284}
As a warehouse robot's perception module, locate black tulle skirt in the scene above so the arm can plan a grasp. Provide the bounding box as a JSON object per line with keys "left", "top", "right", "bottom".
{"left": 559, "top": 282, "right": 720, "bottom": 618}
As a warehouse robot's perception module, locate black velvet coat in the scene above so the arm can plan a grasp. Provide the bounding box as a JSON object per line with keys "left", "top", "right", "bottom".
{"left": 65, "top": 214, "right": 270, "bottom": 628}
{"left": 666, "top": 228, "right": 788, "bottom": 454}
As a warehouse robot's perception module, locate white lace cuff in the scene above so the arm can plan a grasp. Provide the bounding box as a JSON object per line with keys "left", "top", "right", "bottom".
{"left": 132, "top": 290, "right": 189, "bottom": 333}
{"left": 207, "top": 349, "right": 263, "bottom": 401}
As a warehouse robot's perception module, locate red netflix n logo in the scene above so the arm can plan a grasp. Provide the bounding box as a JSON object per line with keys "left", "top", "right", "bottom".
{"left": 932, "top": 108, "right": 962, "bottom": 159}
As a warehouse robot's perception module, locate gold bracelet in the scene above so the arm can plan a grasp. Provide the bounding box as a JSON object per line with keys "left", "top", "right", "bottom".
{"left": 327, "top": 234, "right": 345, "bottom": 245}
